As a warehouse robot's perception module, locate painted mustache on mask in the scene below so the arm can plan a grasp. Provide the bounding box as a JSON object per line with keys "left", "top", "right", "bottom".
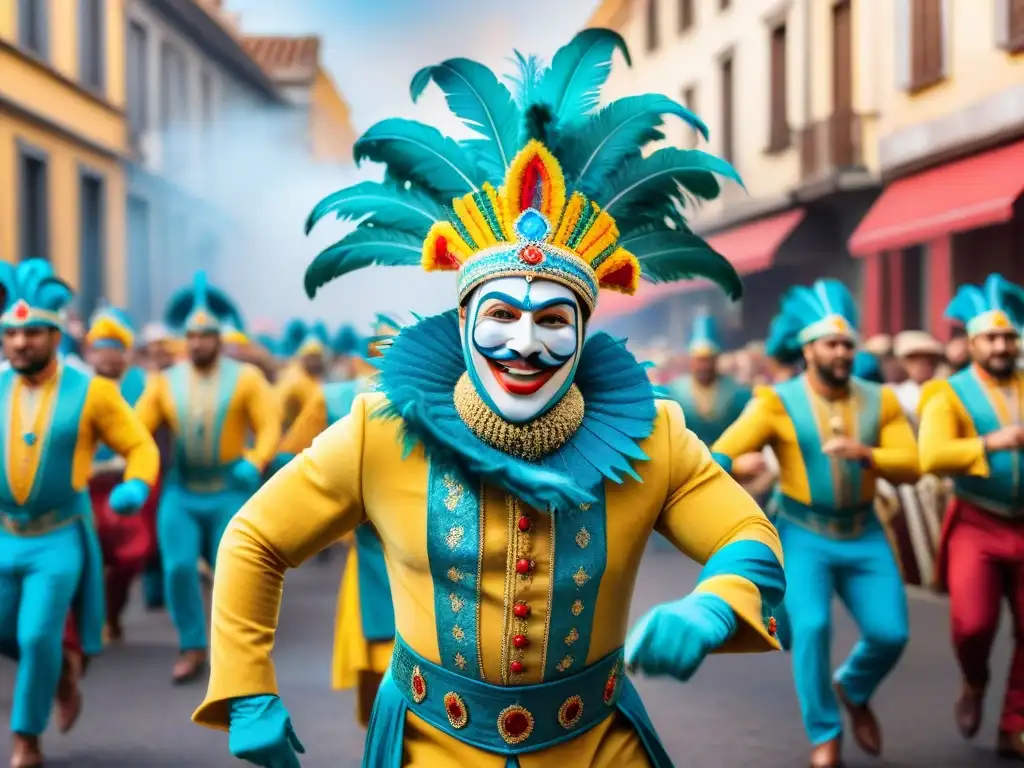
{"left": 476, "top": 345, "right": 574, "bottom": 397}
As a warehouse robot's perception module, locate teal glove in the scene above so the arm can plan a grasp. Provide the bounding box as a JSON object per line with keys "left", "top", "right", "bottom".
{"left": 108, "top": 479, "right": 149, "bottom": 515}
{"left": 229, "top": 694, "right": 304, "bottom": 768}
{"left": 625, "top": 592, "right": 737, "bottom": 681}
{"left": 232, "top": 460, "right": 263, "bottom": 491}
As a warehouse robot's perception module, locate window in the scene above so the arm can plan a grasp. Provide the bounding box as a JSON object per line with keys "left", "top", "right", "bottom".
{"left": 678, "top": 0, "right": 693, "bottom": 32}
{"left": 768, "top": 24, "right": 790, "bottom": 152}
{"left": 127, "top": 21, "right": 148, "bottom": 139}
{"left": 200, "top": 71, "right": 215, "bottom": 133}
{"left": 79, "top": 171, "right": 106, "bottom": 319}
{"left": 160, "top": 41, "right": 188, "bottom": 129}
{"left": 720, "top": 55, "right": 734, "bottom": 164}
{"left": 18, "top": 145, "right": 49, "bottom": 261}
{"left": 909, "top": 0, "right": 944, "bottom": 91}
{"left": 79, "top": 0, "right": 104, "bottom": 90}
{"left": 682, "top": 86, "right": 698, "bottom": 148}
{"left": 1000, "top": 0, "right": 1024, "bottom": 52}
{"left": 645, "top": 0, "right": 659, "bottom": 52}
{"left": 17, "top": 0, "right": 48, "bottom": 57}
{"left": 127, "top": 196, "right": 152, "bottom": 321}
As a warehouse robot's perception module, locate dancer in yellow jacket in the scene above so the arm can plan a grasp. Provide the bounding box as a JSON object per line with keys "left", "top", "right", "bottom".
{"left": 274, "top": 319, "right": 329, "bottom": 427}
{"left": 194, "top": 28, "right": 785, "bottom": 768}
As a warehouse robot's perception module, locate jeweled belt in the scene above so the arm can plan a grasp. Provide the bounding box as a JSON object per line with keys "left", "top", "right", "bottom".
{"left": 778, "top": 495, "right": 876, "bottom": 539}
{"left": 388, "top": 635, "right": 624, "bottom": 754}
{"left": 0, "top": 504, "right": 81, "bottom": 537}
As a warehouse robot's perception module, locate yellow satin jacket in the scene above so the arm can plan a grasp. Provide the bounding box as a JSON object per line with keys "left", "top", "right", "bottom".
{"left": 274, "top": 365, "right": 321, "bottom": 427}
{"left": 193, "top": 393, "right": 781, "bottom": 766}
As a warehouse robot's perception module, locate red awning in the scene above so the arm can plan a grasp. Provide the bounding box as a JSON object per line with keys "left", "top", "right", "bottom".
{"left": 594, "top": 208, "right": 806, "bottom": 320}
{"left": 849, "top": 139, "right": 1024, "bottom": 256}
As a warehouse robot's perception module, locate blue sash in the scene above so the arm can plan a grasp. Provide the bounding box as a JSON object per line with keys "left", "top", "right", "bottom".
{"left": 948, "top": 368, "right": 1024, "bottom": 513}
{"left": 354, "top": 524, "right": 395, "bottom": 642}
{"left": 773, "top": 375, "right": 882, "bottom": 531}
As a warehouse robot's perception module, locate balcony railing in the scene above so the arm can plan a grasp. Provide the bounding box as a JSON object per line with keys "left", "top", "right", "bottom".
{"left": 797, "top": 109, "right": 864, "bottom": 183}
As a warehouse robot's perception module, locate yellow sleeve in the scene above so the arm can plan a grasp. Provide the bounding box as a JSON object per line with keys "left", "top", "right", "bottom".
{"left": 869, "top": 387, "right": 920, "bottom": 484}
{"left": 278, "top": 390, "right": 328, "bottom": 455}
{"left": 709, "top": 385, "right": 780, "bottom": 473}
{"left": 134, "top": 374, "right": 170, "bottom": 433}
{"left": 655, "top": 400, "right": 784, "bottom": 654}
{"left": 193, "top": 394, "right": 371, "bottom": 731}
{"left": 240, "top": 365, "right": 282, "bottom": 471}
{"left": 88, "top": 378, "right": 161, "bottom": 486}
{"left": 918, "top": 380, "right": 989, "bottom": 476}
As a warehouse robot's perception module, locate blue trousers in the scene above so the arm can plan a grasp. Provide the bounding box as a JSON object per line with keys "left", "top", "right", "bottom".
{"left": 779, "top": 516, "right": 909, "bottom": 745}
{"left": 0, "top": 524, "right": 84, "bottom": 735}
{"left": 157, "top": 483, "right": 247, "bottom": 651}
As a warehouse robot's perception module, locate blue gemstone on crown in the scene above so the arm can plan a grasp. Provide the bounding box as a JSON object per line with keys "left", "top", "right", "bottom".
{"left": 514, "top": 209, "right": 551, "bottom": 242}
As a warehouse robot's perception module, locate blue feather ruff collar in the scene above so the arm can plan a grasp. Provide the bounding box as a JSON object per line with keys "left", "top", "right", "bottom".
{"left": 372, "top": 310, "right": 660, "bottom": 513}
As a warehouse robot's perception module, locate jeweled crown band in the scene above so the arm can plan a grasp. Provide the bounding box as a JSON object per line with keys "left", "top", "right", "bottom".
{"left": 797, "top": 314, "right": 858, "bottom": 346}
{"left": 184, "top": 307, "right": 220, "bottom": 333}
{"left": 1, "top": 300, "right": 63, "bottom": 329}
{"left": 456, "top": 242, "right": 600, "bottom": 312}
{"left": 967, "top": 309, "right": 1018, "bottom": 337}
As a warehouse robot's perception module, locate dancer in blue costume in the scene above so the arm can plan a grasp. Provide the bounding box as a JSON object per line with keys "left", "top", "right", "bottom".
{"left": 195, "top": 28, "right": 785, "bottom": 768}
{"left": 135, "top": 271, "right": 281, "bottom": 685}
{"left": 84, "top": 307, "right": 157, "bottom": 642}
{"left": 712, "top": 279, "right": 919, "bottom": 768}
{"left": 0, "top": 260, "right": 159, "bottom": 768}
{"left": 667, "top": 311, "right": 750, "bottom": 447}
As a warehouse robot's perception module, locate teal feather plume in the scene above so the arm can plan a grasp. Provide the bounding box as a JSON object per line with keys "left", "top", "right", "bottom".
{"left": 0, "top": 259, "right": 73, "bottom": 315}
{"left": 305, "top": 227, "right": 423, "bottom": 298}
{"left": 770, "top": 279, "right": 859, "bottom": 354}
{"left": 537, "top": 28, "right": 630, "bottom": 124}
{"left": 332, "top": 324, "right": 361, "bottom": 356}
{"left": 163, "top": 274, "right": 243, "bottom": 332}
{"left": 765, "top": 313, "right": 804, "bottom": 364}
{"left": 946, "top": 273, "right": 1024, "bottom": 327}
{"left": 618, "top": 228, "right": 740, "bottom": 299}
{"left": 559, "top": 94, "right": 708, "bottom": 190}
{"left": 353, "top": 118, "right": 484, "bottom": 200}
{"left": 305, "top": 181, "right": 444, "bottom": 236}
{"left": 595, "top": 147, "right": 743, "bottom": 218}
{"left": 280, "top": 319, "right": 309, "bottom": 358}
{"left": 410, "top": 58, "right": 522, "bottom": 179}
{"left": 504, "top": 51, "right": 544, "bottom": 110}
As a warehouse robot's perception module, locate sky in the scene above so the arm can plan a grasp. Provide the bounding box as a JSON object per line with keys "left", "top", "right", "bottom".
{"left": 221, "top": 0, "right": 601, "bottom": 329}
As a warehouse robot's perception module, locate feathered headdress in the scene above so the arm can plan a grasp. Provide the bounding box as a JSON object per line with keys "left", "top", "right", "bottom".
{"left": 331, "top": 324, "right": 362, "bottom": 357}
{"left": 852, "top": 351, "right": 883, "bottom": 382}
{"left": 86, "top": 305, "right": 136, "bottom": 349}
{"left": 0, "top": 258, "right": 74, "bottom": 329}
{"left": 163, "top": 271, "right": 244, "bottom": 334}
{"left": 281, "top": 319, "right": 330, "bottom": 358}
{"left": 221, "top": 323, "right": 249, "bottom": 346}
{"left": 945, "top": 274, "right": 1024, "bottom": 336}
{"left": 687, "top": 311, "right": 721, "bottom": 357}
{"left": 768, "top": 279, "right": 859, "bottom": 359}
{"left": 304, "top": 28, "right": 743, "bottom": 314}
{"left": 255, "top": 333, "right": 280, "bottom": 356}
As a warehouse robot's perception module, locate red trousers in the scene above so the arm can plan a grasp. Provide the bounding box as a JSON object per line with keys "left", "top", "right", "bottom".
{"left": 943, "top": 499, "right": 1024, "bottom": 731}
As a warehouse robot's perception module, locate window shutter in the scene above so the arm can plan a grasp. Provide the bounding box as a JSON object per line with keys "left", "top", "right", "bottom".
{"left": 996, "top": 0, "right": 1011, "bottom": 48}
{"left": 939, "top": 0, "right": 951, "bottom": 77}
{"left": 895, "top": 0, "right": 911, "bottom": 90}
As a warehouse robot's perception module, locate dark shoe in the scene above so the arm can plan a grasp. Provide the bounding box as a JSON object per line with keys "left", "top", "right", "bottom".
{"left": 55, "top": 650, "right": 83, "bottom": 734}
{"left": 955, "top": 683, "right": 984, "bottom": 739}
{"left": 834, "top": 681, "right": 881, "bottom": 756}
{"left": 998, "top": 730, "right": 1024, "bottom": 759}
{"left": 10, "top": 733, "right": 43, "bottom": 768}
{"left": 809, "top": 737, "right": 843, "bottom": 767}
{"left": 171, "top": 650, "right": 207, "bottom": 685}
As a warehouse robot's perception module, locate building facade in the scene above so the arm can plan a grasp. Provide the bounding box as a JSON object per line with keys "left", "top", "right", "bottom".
{"left": 242, "top": 35, "right": 357, "bottom": 164}
{"left": 122, "top": 0, "right": 286, "bottom": 322}
{"left": 0, "top": 0, "right": 128, "bottom": 317}
{"left": 849, "top": 0, "right": 1024, "bottom": 339}
{"left": 590, "top": 0, "right": 882, "bottom": 344}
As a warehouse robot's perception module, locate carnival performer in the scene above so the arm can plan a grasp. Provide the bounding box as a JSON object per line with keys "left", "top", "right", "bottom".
{"left": 329, "top": 323, "right": 361, "bottom": 382}
{"left": 277, "top": 316, "right": 401, "bottom": 727}
{"left": 275, "top": 319, "right": 329, "bottom": 426}
{"left": 84, "top": 307, "right": 160, "bottom": 641}
{"left": 666, "top": 311, "right": 750, "bottom": 447}
{"left": 712, "top": 279, "right": 918, "bottom": 768}
{"left": 0, "top": 260, "right": 159, "bottom": 768}
{"left": 135, "top": 271, "right": 280, "bottom": 684}
{"left": 918, "top": 274, "right": 1024, "bottom": 759}
{"left": 193, "top": 28, "right": 786, "bottom": 768}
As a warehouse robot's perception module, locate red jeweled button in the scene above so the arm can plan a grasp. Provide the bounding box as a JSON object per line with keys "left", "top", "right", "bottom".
{"left": 510, "top": 660, "right": 525, "bottom": 674}
{"left": 503, "top": 709, "right": 530, "bottom": 737}
{"left": 518, "top": 245, "right": 545, "bottom": 266}
{"left": 13, "top": 302, "right": 28, "bottom": 320}
{"left": 603, "top": 676, "right": 617, "bottom": 704}
{"left": 562, "top": 700, "right": 580, "bottom": 722}
{"left": 513, "top": 634, "right": 529, "bottom": 649}
{"left": 517, "top": 515, "right": 531, "bottom": 532}
{"left": 515, "top": 558, "right": 533, "bottom": 575}
{"left": 446, "top": 697, "right": 463, "bottom": 719}
{"left": 513, "top": 602, "right": 530, "bottom": 618}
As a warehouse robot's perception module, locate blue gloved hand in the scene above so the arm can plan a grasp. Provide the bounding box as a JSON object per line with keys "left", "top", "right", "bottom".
{"left": 232, "top": 459, "right": 263, "bottom": 491}
{"left": 107, "top": 479, "right": 150, "bottom": 516}
{"left": 229, "top": 694, "right": 304, "bottom": 768}
{"left": 625, "top": 592, "right": 737, "bottom": 681}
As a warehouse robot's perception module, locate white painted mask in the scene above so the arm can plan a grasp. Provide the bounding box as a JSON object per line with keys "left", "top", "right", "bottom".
{"left": 460, "top": 277, "right": 584, "bottom": 424}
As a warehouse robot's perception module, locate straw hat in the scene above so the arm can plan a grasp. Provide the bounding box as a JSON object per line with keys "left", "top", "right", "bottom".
{"left": 893, "top": 330, "right": 944, "bottom": 359}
